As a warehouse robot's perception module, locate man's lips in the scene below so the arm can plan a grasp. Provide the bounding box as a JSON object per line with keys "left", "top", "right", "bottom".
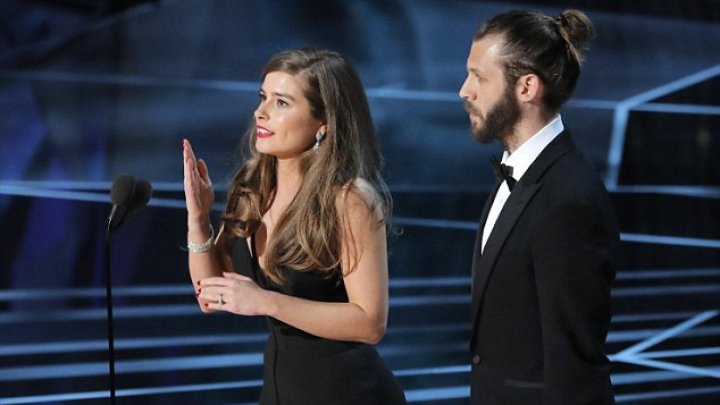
{"left": 463, "top": 101, "right": 479, "bottom": 117}
{"left": 464, "top": 105, "right": 482, "bottom": 125}
{"left": 256, "top": 126, "right": 274, "bottom": 138}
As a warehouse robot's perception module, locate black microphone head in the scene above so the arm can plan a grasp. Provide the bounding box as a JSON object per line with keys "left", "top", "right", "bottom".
{"left": 129, "top": 180, "right": 153, "bottom": 212}
{"left": 110, "top": 174, "right": 136, "bottom": 206}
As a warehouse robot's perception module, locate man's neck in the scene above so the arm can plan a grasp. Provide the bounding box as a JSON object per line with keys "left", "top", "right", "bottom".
{"left": 503, "top": 111, "right": 556, "bottom": 154}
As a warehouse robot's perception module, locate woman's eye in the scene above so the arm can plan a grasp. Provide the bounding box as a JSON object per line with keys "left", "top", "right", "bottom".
{"left": 258, "top": 92, "right": 266, "bottom": 102}
{"left": 277, "top": 99, "right": 289, "bottom": 107}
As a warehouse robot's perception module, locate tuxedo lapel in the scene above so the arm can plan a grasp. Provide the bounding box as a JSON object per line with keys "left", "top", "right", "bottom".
{"left": 469, "top": 131, "right": 576, "bottom": 348}
{"left": 470, "top": 181, "right": 501, "bottom": 304}
{"left": 469, "top": 182, "right": 541, "bottom": 345}
{"left": 479, "top": 182, "right": 501, "bottom": 231}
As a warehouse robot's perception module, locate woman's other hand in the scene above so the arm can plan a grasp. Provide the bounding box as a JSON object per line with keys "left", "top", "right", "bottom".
{"left": 198, "top": 272, "right": 271, "bottom": 316}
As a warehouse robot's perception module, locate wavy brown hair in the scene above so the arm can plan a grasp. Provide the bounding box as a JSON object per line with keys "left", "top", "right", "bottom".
{"left": 474, "top": 9, "right": 595, "bottom": 113}
{"left": 222, "top": 48, "right": 391, "bottom": 283}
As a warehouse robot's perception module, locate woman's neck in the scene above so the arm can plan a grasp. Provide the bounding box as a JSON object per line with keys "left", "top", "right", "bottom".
{"left": 274, "top": 158, "right": 303, "bottom": 206}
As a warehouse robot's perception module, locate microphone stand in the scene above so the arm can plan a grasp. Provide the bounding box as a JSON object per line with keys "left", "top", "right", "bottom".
{"left": 103, "top": 175, "right": 150, "bottom": 404}
{"left": 105, "top": 222, "right": 117, "bottom": 405}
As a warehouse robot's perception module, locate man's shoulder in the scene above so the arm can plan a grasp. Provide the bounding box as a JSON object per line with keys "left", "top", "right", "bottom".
{"left": 533, "top": 152, "right": 610, "bottom": 210}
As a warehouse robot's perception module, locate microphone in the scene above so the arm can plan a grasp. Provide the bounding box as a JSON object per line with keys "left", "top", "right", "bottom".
{"left": 129, "top": 179, "right": 153, "bottom": 212}
{"left": 104, "top": 174, "right": 152, "bottom": 404}
{"left": 107, "top": 174, "right": 153, "bottom": 233}
{"left": 108, "top": 174, "right": 135, "bottom": 232}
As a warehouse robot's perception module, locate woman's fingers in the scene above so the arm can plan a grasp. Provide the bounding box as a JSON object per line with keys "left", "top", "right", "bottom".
{"left": 183, "top": 138, "right": 196, "bottom": 161}
{"left": 223, "top": 272, "right": 252, "bottom": 282}
{"left": 197, "top": 274, "right": 265, "bottom": 315}
{"left": 196, "top": 278, "right": 227, "bottom": 304}
{"left": 198, "top": 277, "right": 233, "bottom": 310}
{"left": 183, "top": 140, "right": 199, "bottom": 190}
{"left": 183, "top": 139, "right": 214, "bottom": 217}
{"left": 183, "top": 140, "right": 205, "bottom": 185}
{"left": 182, "top": 141, "right": 193, "bottom": 177}
{"left": 197, "top": 158, "right": 211, "bottom": 186}
{"left": 198, "top": 276, "right": 228, "bottom": 287}
{"left": 183, "top": 140, "right": 197, "bottom": 173}
{"left": 199, "top": 275, "right": 251, "bottom": 288}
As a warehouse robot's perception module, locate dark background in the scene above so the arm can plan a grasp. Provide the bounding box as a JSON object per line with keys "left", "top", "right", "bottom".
{"left": 1, "top": 0, "right": 719, "bottom": 404}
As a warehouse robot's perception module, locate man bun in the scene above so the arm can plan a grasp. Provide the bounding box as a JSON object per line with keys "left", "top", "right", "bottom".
{"left": 556, "top": 10, "right": 595, "bottom": 65}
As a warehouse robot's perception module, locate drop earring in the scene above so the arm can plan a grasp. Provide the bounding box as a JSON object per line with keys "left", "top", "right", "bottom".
{"left": 313, "top": 131, "right": 325, "bottom": 150}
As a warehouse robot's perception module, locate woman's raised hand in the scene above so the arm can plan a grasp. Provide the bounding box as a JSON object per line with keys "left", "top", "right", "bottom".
{"left": 183, "top": 139, "right": 215, "bottom": 230}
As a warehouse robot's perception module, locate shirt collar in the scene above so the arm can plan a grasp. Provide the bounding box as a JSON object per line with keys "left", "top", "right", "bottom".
{"left": 502, "top": 115, "right": 564, "bottom": 181}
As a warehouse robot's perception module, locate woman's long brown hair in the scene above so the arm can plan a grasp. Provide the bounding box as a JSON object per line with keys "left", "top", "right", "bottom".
{"left": 222, "top": 48, "right": 390, "bottom": 283}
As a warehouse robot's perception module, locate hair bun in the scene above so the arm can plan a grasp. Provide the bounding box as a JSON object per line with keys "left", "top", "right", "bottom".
{"left": 556, "top": 9, "right": 595, "bottom": 62}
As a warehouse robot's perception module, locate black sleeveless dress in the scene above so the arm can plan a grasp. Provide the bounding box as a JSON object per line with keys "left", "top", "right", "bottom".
{"left": 232, "top": 238, "right": 407, "bottom": 405}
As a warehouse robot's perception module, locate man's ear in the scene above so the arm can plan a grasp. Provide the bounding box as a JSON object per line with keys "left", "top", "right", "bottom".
{"left": 516, "top": 73, "right": 543, "bottom": 103}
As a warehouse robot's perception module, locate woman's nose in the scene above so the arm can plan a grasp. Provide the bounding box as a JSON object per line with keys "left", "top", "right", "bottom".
{"left": 254, "top": 104, "right": 267, "bottom": 120}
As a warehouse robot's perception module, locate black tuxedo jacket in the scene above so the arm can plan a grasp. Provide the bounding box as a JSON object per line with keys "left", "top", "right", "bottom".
{"left": 469, "top": 131, "right": 619, "bottom": 405}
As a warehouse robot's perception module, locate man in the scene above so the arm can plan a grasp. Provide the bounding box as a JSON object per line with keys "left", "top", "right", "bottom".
{"left": 459, "top": 9, "right": 619, "bottom": 405}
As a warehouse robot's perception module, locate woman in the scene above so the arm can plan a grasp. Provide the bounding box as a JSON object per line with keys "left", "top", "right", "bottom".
{"left": 183, "top": 48, "right": 406, "bottom": 404}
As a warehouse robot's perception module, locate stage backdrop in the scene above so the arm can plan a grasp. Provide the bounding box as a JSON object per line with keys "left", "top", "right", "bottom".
{"left": 1, "top": 1, "right": 719, "bottom": 404}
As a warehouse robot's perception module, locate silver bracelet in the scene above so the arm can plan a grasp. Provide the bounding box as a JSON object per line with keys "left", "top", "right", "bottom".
{"left": 187, "top": 224, "right": 215, "bottom": 253}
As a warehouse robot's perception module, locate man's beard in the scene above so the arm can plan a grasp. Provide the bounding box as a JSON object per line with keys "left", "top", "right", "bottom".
{"left": 466, "top": 87, "right": 520, "bottom": 145}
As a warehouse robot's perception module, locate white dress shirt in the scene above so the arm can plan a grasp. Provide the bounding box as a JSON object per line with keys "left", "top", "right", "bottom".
{"left": 481, "top": 115, "right": 565, "bottom": 253}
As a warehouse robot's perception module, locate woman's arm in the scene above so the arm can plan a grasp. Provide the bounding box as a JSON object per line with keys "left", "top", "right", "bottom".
{"left": 199, "top": 184, "right": 389, "bottom": 344}
{"left": 269, "top": 185, "right": 389, "bottom": 343}
{"left": 183, "top": 139, "right": 232, "bottom": 312}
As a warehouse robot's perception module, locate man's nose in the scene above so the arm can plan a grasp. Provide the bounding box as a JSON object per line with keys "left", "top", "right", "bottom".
{"left": 459, "top": 76, "right": 473, "bottom": 100}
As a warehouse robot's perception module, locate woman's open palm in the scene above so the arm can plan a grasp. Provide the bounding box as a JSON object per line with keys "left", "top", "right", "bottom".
{"left": 183, "top": 139, "right": 214, "bottom": 222}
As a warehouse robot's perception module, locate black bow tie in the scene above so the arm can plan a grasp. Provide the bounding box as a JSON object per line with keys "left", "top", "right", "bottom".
{"left": 490, "top": 155, "right": 516, "bottom": 191}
